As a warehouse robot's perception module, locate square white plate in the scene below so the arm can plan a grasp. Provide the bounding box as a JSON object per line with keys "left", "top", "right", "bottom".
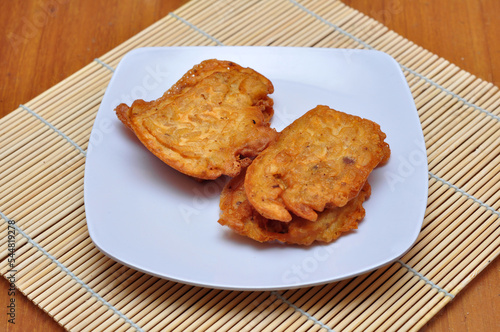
{"left": 84, "top": 47, "right": 428, "bottom": 290}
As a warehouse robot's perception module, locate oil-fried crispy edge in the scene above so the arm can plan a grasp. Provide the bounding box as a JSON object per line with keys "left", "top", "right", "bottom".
{"left": 219, "top": 171, "right": 371, "bottom": 246}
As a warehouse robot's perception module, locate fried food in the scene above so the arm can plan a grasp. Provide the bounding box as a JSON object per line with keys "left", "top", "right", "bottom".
{"left": 245, "top": 105, "right": 390, "bottom": 222}
{"left": 219, "top": 170, "right": 371, "bottom": 245}
{"left": 115, "top": 59, "right": 277, "bottom": 180}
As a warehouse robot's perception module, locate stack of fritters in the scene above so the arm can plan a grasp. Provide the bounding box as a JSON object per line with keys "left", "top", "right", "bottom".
{"left": 219, "top": 105, "right": 390, "bottom": 245}
{"left": 219, "top": 169, "right": 372, "bottom": 245}
{"left": 116, "top": 59, "right": 390, "bottom": 245}
{"left": 116, "top": 59, "right": 277, "bottom": 180}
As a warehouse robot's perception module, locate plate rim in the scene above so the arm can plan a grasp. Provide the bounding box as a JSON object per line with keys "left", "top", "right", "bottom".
{"left": 84, "top": 46, "right": 428, "bottom": 291}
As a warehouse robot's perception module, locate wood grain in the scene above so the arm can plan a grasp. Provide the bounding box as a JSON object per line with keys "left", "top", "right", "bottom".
{"left": 0, "top": 0, "right": 498, "bottom": 331}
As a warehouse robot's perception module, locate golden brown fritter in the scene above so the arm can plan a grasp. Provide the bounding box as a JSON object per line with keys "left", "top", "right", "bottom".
{"left": 245, "top": 105, "right": 390, "bottom": 222}
{"left": 116, "top": 59, "right": 277, "bottom": 180}
{"left": 218, "top": 170, "right": 371, "bottom": 245}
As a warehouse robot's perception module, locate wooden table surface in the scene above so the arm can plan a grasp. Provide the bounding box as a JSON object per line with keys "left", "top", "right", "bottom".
{"left": 1, "top": 0, "right": 498, "bottom": 331}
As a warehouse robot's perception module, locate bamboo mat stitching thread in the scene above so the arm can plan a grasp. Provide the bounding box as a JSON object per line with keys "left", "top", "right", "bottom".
{"left": 94, "top": 58, "right": 116, "bottom": 73}
{"left": 19, "top": 104, "right": 87, "bottom": 156}
{"left": 95, "top": 58, "right": 115, "bottom": 73}
{"left": 396, "top": 261, "right": 455, "bottom": 298}
{"left": 401, "top": 68, "right": 500, "bottom": 121}
{"left": 271, "top": 291, "right": 336, "bottom": 331}
{"left": 0, "top": 210, "right": 143, "bottom": 332}
{"left": 288, "top": 0, "right": 500, "bottom": 122}
{"left": 428, "top": 173, "right": 500, "bottom": 217}
{"left": 169, "top": 12, "right": 224, "bottom": 45}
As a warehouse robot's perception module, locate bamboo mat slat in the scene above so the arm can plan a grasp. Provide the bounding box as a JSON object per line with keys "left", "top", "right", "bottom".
{"left": 1, "top": 0, "right": 498, "bottom": 331}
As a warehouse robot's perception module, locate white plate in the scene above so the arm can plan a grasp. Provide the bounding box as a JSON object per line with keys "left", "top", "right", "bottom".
{"left": 84, "top": 47, "right": 428, "bottom": 290}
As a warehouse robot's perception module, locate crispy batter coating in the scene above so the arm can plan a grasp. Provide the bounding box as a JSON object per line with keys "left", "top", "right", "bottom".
{"left": 219, "top": 171, "right": 371, "bottom": 245}
{"left": 116, "top": 59, "right": 277, "bottom": 179}
{"left": 245, "top": 105, "right": 390, "bottom": 222}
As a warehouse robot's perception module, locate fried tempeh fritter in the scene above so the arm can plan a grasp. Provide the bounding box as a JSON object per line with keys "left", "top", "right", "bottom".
{"left": 219, "top": 170, "right": 371, "bottom": 245}
{"left": 116, "top": 59, "right": 277, "bottom": 180}
{"left": 245, "top": 105, "right": 390, "bottom": 222}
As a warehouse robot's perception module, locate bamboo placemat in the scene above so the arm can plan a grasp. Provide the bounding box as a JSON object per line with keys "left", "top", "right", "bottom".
{"left": 1, "top": 0, "right": 499, "bottom": 330}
